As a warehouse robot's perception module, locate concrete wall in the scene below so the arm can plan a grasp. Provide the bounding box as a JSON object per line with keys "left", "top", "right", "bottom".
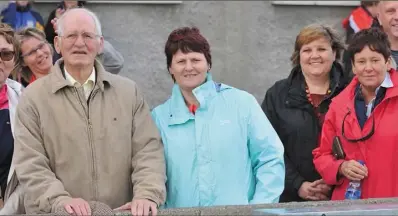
{"left": 35, "top": 197, "right": 398, "bottom": 215}
{"left": 5, "top": 1, "right": 354, "bottom": 108}
{"left": 121, "top": 197, "right": 398, "bottom": 215}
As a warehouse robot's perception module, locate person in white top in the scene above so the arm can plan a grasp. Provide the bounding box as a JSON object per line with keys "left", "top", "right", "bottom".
{"left": 0, "top": 23, "right": 23, "bottom": 214}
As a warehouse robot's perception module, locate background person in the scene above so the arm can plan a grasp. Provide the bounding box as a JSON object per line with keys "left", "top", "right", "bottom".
{"left": 0, "top": 27, "right": 54, "bottom": 214}
{"left": 12, "top": 27, "right": 53, "bottom": 87}
{"left": 44, "top": 0, "right": 86, "bottom": 45}
{"left": 0, "top": 23, "right": 23, "bottom": 213}
{"left": 377, "top": 1, "right": 398, "bottom": 68}
{"left": 0, "top": 1, "right": 44, "bottom": 31}
{"left": 46, "top": 1, "right": 124, "bottom": 74}
{"left": 342, "top": 1, "right": 380, "bottom": 76}
{"left": 262, "top": 24, "right": 348, "bottom": 202}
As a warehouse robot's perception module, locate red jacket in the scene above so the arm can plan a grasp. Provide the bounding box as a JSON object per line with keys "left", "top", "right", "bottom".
{"left": 342, "top": 6, "right": 374, "bottom": 32}
{"left": 313, "top": 69, "right": 398, "bottom": 200}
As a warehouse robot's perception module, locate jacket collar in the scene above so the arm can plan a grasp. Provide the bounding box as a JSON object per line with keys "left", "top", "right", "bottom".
{"left": 5, "top": 78, "right": 23, "bottom": 96}
{"left": 285, "top": 62, "right": 346, "bottom": 109}
{"left": 336, "top": 69, "right": 398, "bottom": 112}
{"left": 356, "top": 72, "right": 394, "bottom": 99}
{"left": 168, "top": 73, "right": 231, "bottom": 126}
{"left": 50, "top": 58, "right": 112, "bottom": 94}
{"left": 5, "top": 78, "right": 23, "bottom": 135}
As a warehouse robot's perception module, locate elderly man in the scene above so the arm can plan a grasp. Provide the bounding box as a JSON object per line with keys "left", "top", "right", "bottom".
{"left": 12, "top": 8, "right": 166, "bottom": 216}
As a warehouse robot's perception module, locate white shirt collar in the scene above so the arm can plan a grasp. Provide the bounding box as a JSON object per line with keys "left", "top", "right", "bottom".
{"left": 64, "top": 66, "right": 96, "bottom": 87}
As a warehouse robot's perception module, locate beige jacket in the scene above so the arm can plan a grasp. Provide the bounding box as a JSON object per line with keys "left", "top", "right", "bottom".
{"left": 12, "top": 59, "right": 166, "bottom": 214}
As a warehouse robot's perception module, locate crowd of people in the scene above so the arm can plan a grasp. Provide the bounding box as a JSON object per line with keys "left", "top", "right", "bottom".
{"left": 1, "top": 0, "right": 398, "bottom": 216}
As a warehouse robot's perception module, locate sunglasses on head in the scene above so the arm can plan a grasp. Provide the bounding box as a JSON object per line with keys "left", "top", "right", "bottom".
{"left": 0, "top": 50, "right": 15, "bottom": 61}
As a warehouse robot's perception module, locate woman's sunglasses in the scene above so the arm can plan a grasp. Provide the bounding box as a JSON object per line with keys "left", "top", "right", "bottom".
{"left": 341, "top": 109, "right": 375, "bottom": 142}
{"left": 0, "top": 50, "right": 15, "bottom": 61}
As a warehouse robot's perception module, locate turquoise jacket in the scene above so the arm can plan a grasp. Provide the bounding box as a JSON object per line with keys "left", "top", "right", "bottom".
{"left": 152, "top": 74, "right": 285, "bottom": 208}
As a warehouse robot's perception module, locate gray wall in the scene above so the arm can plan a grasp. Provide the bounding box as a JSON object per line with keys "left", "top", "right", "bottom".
{"left": 11, "top": 1, "right": 354, "bottom": 108}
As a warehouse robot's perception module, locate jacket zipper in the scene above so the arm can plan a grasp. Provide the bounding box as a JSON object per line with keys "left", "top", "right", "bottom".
{"left": 74, "top": 87, "right": 98, "bottom": 200}
{"left": 88, "top": 89, "right": 99, "bottom": 199}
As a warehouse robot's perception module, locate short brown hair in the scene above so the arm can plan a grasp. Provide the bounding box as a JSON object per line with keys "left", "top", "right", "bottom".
{"left": 164, "top": 26, "right": 211, "bottom": 81}
{"left": 13, "top": 27, "right": 52, "bottom": 83}
{"left": 348, "top": 27, "right": 390, "bottom": 63}
{"left": 0, "top": 23, "right": 20, "bottom": 64}
{"left": 290, "top": 24, "right": 344, "bottom": 67}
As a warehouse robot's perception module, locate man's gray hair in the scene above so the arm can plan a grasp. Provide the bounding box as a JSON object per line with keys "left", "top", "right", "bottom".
{"left": 56, "top": 8, "right": 102, "bottom": 36}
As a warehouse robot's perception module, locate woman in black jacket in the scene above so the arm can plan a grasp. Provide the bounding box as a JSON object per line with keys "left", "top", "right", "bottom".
{"left": 44, "top": 0, "right": 86, "bottom": 45}
{"left": 261, "top": 24, "right": 349, "bottom": 202}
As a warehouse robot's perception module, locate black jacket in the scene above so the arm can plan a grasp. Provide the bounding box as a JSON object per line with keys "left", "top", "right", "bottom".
{"left": 44, "top": 1, "right": 86, "bottom": 45}
{"left": 0, "top": 109, "right": 13, "bottom": 198}
{"left": 261, "top": 62, "right": 348, "bottom": 202}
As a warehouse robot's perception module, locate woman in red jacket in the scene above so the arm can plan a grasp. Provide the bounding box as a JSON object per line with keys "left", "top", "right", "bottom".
{"left": 313, "top": 27, "right": 398, "bottom": 200}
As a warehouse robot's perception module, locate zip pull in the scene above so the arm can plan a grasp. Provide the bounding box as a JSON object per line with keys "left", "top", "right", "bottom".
{"left": 88, "top": 119, "right": 93, "bottom": 129}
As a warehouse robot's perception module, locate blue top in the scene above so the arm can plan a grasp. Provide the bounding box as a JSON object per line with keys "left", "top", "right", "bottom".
{"left": 152, "top": 73, "right": 285, "bottom": 208}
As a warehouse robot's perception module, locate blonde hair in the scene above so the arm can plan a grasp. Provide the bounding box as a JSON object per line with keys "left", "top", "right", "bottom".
{"left": 13, "top": 27, "right": 53, "bottom": 83}
{"left": 290, "top": 24, "right": 344, "bottom": 67}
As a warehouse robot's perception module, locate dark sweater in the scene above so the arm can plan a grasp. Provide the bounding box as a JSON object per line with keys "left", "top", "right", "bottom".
{"left": 0, "top": 109, "right": 13, "bottom": 198}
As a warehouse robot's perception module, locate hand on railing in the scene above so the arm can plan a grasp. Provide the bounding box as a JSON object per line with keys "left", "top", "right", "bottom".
{"left": 115, "top": 199, "right": 158, "bottom": 216}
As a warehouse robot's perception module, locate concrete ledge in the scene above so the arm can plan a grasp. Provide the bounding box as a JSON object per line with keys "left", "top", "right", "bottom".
{"left": 112, "top": 197, "right": 398, "bottom": 215}
{"left": 18, "top": 198, "right": 398, "bottom": 215}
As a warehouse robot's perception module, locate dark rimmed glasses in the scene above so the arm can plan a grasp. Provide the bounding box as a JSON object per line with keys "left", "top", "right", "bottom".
{"left": 341, "top": 109, "right": 375, "bottom": 142}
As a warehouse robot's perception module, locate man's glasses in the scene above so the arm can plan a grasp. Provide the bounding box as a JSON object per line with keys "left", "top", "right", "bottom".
{"left": 0, "top": 50, "right": 15, "bottom": 61}
{"left": 21, "top": 42, "right": 47, "bottom": 58}
{"left": 341, "top": 109, "right": 375, "bottom": 142}
{"left": 60, "top": 32, "right": 100, "bottom": 45}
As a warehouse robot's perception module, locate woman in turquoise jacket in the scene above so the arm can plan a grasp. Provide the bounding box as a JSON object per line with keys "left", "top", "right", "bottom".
{"left": 151, "top": 26, "right": 285, "bottom": 208}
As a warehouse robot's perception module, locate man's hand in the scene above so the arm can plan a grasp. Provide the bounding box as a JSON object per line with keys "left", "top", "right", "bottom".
{"left": 55, "top": 8, "right": 65, "bottom": 19}
{"left": 114, "top": 199, "right": 158, "bottom": 216}
{"left": 63, "top": 198, "right": 91, "bottom": 216}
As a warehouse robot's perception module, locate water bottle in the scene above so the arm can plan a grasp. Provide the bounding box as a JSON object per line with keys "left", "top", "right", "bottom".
{"left": 344, "top": 160, "right": 365, "bottom": 200}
